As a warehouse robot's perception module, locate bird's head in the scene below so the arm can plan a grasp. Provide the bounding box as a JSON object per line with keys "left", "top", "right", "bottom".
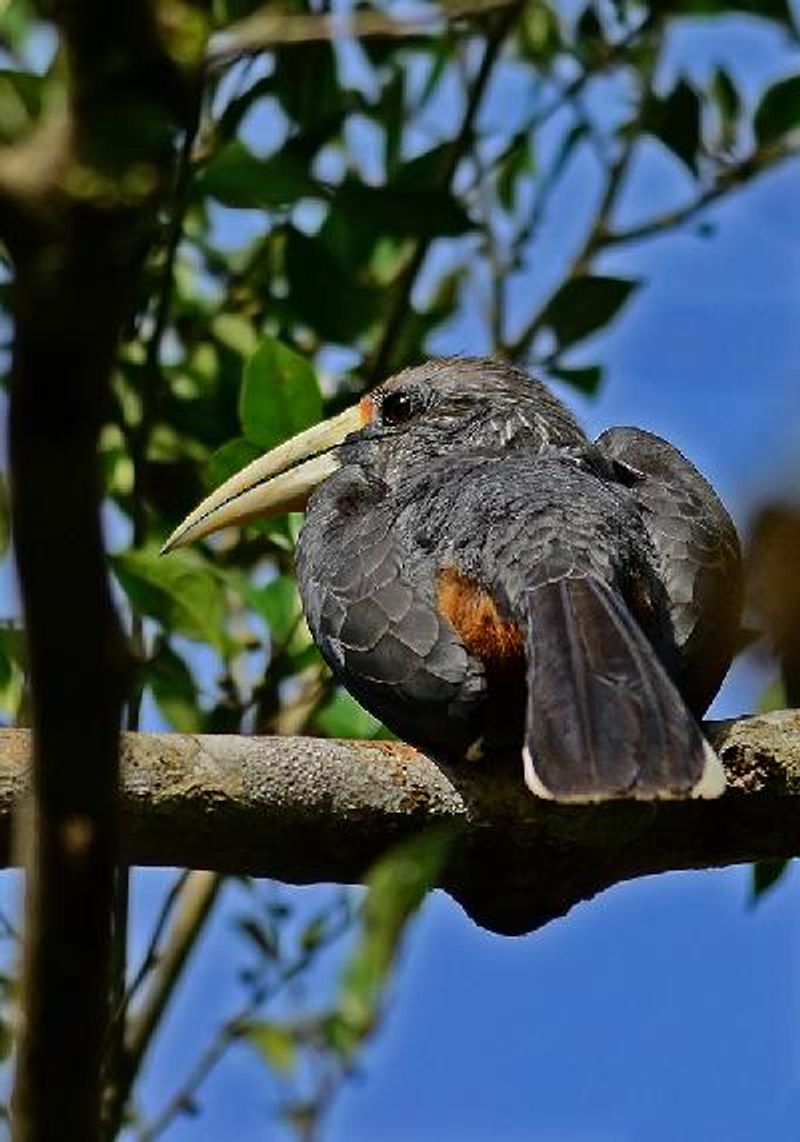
{"left": 162, "top": 356, "right": 586, "bottom": 552}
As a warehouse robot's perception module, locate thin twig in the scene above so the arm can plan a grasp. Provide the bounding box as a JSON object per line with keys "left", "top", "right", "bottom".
{"left": 136, "top": 902, "right": 352, "bottom": 1142}
{"left": 206, "top": 0, "right": 518, "bottom": 69}
{"left": 600, "top": 148, "right": 793, "bottom": 248}
{"left": 507, "top": 122, "right": 638, "bottom": 359}
{"left": 366, "top": 3, "right": 520, "bottom": 382}
{"left": 106, "top": 872, "right": 224, "bottom": 1137}
{"left": 123, "top": 870, "right": 192, "bottom": 1013}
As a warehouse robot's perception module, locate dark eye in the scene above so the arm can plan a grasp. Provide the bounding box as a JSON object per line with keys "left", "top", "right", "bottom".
{"left": 380, "top": 390, "right": 416, "bottom": 426}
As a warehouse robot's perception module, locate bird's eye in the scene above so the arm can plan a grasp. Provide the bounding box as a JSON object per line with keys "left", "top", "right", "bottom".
{"left": 380, "top": 390, "right": 416, "bottom": 426}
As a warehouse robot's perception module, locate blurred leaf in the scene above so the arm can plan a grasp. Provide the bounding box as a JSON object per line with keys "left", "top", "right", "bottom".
{"left": 113, "top": 548, "right": 234, "bottom": 653}
{"left": 236, "top": 915, "right": 279, "bottom": 959}
{"left": 496, "top": 135, "right": 533, "bottom": 212}
{"left": 754, "top": 75, "right": 800, "bottom": 146}
{"left": 661, "top": 0, "right": 796, "bottom": 26}
{"left": 331, "top": 828, "right": 454, "bottom": 1055}
{"left": 248, "top": 1021, "right": 297, "bottom": 1077}
{"left": 518, "top": 0, "right": 562, "bottom": 59}
{"left": 240, "top": 338, "right": 322, "bottom": 450}
{"left": 272, "top": 42, "right": 342, "bottom": 127}
{"left": 205, "top": 436, "right": 263, "bottom": 490}
{"left": 751, "top": 859, "right": 791, "bottom": 904}
{"left": 710, "top": 67, "right": 741, "bottom": 151}
{"left": 146, "top": 640, "right": 201, "bottom": 732}
{"left": 643, "top": 79, "right": 702, "bottom": 174}
{"left": 0, "top": 69, "right": 44, "bottom": 143}
{"left": 391, "top": 143, "right": 450, "bottom": 189}
{"left": 313, "top": 687, "right": 389, "bottom": 740}
{"left": 548, "top": 363, "right": 603, "bottom": 395}
{"left": 199, "top": 141, "right": 319, "bottom": 208}
{"left": 243, "top": 574, "right": 302, "bottom": 645}
{"left": 0, "top": 1019, "right": 12, "bottom": 1062}
{"left": 539, "top": 276, "right": 639, "bottom": 350}
{"left": 335, "top": 181, "right": 471, "bottom": 239}
{"left": 758, "top": 676, "right": 786, "bottom": 714}
{"left": 285, "top": 229, "right": 381, "bottom": 343}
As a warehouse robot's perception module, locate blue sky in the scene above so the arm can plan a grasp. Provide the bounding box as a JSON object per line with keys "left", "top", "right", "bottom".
{"left": 4, "top": 7, "right": 800, "bottom": 1141}
{"left": 120, "top": 13, "right": 800, "bottom": 1141}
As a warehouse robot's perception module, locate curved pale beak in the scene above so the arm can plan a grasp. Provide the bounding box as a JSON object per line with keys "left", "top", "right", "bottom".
{"left": 161, "top": 403, "right": 367, "bottom": 553}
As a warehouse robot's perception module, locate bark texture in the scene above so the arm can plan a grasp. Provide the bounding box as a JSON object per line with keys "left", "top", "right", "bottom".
{"left": 1, "top": 713, "right": 798, "bottom": 934}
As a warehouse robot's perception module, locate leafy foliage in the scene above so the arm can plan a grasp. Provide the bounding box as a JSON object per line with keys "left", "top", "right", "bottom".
{"left": 1, "top": 0, "right": 800, "bottom": 1135}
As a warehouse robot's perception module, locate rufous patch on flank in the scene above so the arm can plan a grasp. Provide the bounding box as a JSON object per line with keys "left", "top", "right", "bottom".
{"left": 436, "top": 567, "right": 525, "bottom": 672}
{"left": 359, "top": 395, "right": 376, "bottom": 425}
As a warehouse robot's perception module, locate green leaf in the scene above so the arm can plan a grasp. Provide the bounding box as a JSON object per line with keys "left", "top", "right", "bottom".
{"left": 0, "top": 69, "right": 44, "bottom": 144}
{"left": 710, "top": 68, "right": 741, "bottom": 151}
{"left": 496, "top": 136, "right": 534, "bottom": 212}
{"left": 199, "top": 141, "right": 318, "bottom": 208}
{"left": 539, "top": 275, "right": 639, "bottom": 350}
{"left": 112, "top": 548, "right": 233, "bottom": 653}
{"left": 332, "top": 828, "right": 454, "bottom": 1055}
{"left": 754, "top": 75, "right": 800, "bottom": 147}
{"left": 673, "top": 0, "right": 796, "bottom": 30}
{"left": 242, "top": 574, "right": 302, "bottom": 645}
{"left": 518, "top": 1, "right": 562, "bottom": 59}
{"left": 643, "top": 79, "right": 702, "bottom": 174}
{"left": 548, "top": 363, "right": 603, "bottom": 395}
{"left": 205, "top": 437, "right": 263, "bottom": 491}
{"left": 146, "top": 640, "right": 201, "bottom": 732}
{"left": 239, "top": 338, "right": 322, "bottom": 450}
{"left": 0, "top": 1019, "right": 12, "bottom": 1062}
{"left": 751, "top": 859, "right": 791, "bottom": 904}
{"left": 758, "top": 676, "right": 787, "bottom": 713}
{"left": 247, "top": 1021, "right": 297, "bottom": 1077}
{"left": 313, "top": 687, "right": 389, "bottom": 740}
{"left": 391, "top": 143, "right": 451, "bottom": 189}
{"left": 335, "top": 181, "right": 471, "bottom": 239}
{"left": 285, "top": 229, "right": 380, "bottom": 343}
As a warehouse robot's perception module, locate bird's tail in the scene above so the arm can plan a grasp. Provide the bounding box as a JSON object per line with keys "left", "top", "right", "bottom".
{"left": 522, "top": 575, "right": 725, "bottom": 802}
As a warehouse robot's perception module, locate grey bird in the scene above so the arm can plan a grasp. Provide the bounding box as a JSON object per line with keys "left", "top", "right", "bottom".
{"left": 164, "top": 357, "right": 742, "bottom": 802}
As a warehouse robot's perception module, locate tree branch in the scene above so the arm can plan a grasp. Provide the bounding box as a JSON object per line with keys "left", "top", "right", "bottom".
{"left": 0, "top": 714, "right": 797, "bottom": 936}
{"left": 206, "top": 0, "right": 518, "bottom": 69}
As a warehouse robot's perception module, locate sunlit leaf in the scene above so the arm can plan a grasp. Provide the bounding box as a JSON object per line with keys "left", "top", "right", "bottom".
{"left": 199, "top": 141, "right": 319, "bottom": 208}
{"left": 247, "top": 1021, "right": 297, "bottom": 1077}
{"left": 330, "top": 828, "right": 454, "bottom": 1055}
{"left": 112, "top": 548, "right": 234, "bottom": 653}
{"left": 240, "top": 338, "right": 322, "bottom": 450}
{"left": 205, "top": 436, "right": 263, "bottom": 490}
{"left": 313, "top": 687, "right": 389, "bottom": 740}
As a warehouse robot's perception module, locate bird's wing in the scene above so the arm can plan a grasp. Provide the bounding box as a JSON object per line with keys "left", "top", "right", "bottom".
{"left": 597, "top": 426, "right": 742, "bottom": 715}
{"left": 298, "top": 483, "right": 486, "bottom": 758}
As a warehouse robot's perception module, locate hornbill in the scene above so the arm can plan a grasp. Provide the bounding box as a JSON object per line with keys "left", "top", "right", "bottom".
{"left": 164, "top": 358, "right": 742, "bottom": 802}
